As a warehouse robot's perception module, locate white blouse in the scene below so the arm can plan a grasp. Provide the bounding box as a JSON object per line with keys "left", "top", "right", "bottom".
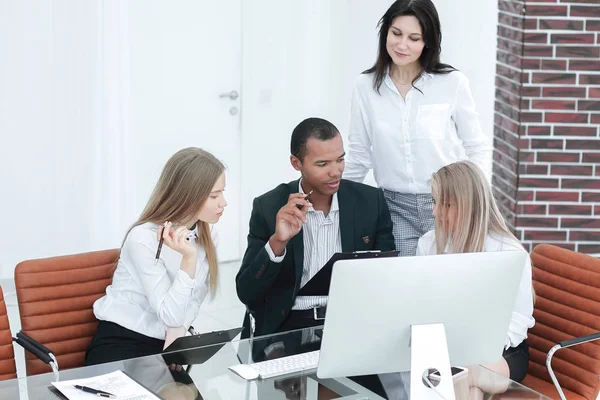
{"left": 343, "top": 70, "right": 492, "bottom": 194}
{"left": 416, "top": 230, "right": 535, "bottom": 348}
{"left": 93, "top": 222, "right": 214, "bottom": 340}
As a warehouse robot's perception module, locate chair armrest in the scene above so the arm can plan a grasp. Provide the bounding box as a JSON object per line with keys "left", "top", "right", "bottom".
{"left": 16, "top": 331, "right": 54, "bottom": 355}
{"left": 12, "top": 336, "right": 52, "bottom": 364}
{"left": 558, "top": 331, "right": 600, "bottom": 348}
{"left": 546, "top": 331, "right": 600, "bottom": 400}
{"left": 12, "top": 331, "right": 59, "bottom": 372}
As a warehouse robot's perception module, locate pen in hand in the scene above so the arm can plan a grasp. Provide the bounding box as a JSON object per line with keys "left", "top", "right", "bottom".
{"left": 296, "top": 190, "right": 313, "bottom": 210}
{"left": 155, "top": 222, "right": 198, "bottom": 263}
{"left": 73, "top": 385, "right": 116, "bottom": 398}
{"left": 155, "top": 224, "right": 165, "bottom": 262}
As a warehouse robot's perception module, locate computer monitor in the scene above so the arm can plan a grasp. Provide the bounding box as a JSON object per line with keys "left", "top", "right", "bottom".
{"left": 317, "top": 250, "right": 527, "bottom": 379}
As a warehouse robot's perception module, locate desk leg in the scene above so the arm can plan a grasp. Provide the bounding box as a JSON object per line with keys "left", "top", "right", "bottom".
{"left": 307, "top": 377, "right": 318, "bottom": 400}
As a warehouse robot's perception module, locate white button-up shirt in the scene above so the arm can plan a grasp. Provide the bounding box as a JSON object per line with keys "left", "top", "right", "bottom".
{"left": 343, "top": 71, "right": 492, "bottom": 193}
{"left": 94, "top": 222, "right": 212, "bottom": 339}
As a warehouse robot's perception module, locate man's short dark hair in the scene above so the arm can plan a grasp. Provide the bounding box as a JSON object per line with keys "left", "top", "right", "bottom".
{"left": 290, "top": 117, "right": 340, "bottom": 161}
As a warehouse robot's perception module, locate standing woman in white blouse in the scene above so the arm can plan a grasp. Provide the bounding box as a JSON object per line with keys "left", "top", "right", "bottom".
{"left": 344, "top": 0, "right": 492, "bottom": 256}
{"left": 85, "top": 147, "right": 228, "bottom": 365}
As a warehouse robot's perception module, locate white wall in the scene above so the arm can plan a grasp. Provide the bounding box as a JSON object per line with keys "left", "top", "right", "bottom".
{"left": 0, "top": 1, "right": 133, "bottom": 280}
{"left": 127, "top": 0, "right": 243, "bottom": 261}
{"left": 434, "top": 0, "right": 497, "bottom": 143}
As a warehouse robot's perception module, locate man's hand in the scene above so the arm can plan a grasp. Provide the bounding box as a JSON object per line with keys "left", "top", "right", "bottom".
{"left": 269, "top": 193, "right": 311, "bottom": 256}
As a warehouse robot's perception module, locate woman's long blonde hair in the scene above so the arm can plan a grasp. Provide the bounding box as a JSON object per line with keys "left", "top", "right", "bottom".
{"left": 431, "top": 161, "right": 518, "bottom": 254}
{"left": 122, "top": 147, "right": 224, "bottom": 294}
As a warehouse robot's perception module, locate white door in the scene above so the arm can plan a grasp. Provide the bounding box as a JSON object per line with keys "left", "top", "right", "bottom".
{"left": 128, "top": 0, "right": 242, "bottom": 261}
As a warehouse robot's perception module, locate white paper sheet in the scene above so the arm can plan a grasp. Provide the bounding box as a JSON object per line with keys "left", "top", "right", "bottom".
{"left": 51, "top": 370, "right": 161, "bottom": 400}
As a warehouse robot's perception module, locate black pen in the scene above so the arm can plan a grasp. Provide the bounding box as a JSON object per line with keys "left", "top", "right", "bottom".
{"left": 296, "top": 190, "right": 314, "bottom": 210}
{"left": 155, "top": 224, "right": 165, "bottom": 262}
{"left": 73, "top": 385, "right": 116, "bottom": 398}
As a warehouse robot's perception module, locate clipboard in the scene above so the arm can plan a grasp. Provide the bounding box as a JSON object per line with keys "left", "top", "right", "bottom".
{"left": 161, "top": 327, "right": 243, "bottom": 365}
{"left": 297, "top": 250, "right": 399, "bottom": 296}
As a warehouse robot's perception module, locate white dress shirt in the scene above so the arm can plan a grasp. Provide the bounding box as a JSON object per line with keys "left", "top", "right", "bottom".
{"left": 94, "top": 222, "right": 214, "bottom": 340}
{"left": 265, "top": 183, "right": 342, "bottom": 310}
{"left": 343, "top": 71, "right": 492, "bottom": 193}
{"left": 416, "top": 230, "right": 535, "bottom": 347}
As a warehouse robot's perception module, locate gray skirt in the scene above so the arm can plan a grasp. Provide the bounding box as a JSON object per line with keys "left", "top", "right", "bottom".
{"left": 382, "top": 189, "right": 435, "bottom": 257}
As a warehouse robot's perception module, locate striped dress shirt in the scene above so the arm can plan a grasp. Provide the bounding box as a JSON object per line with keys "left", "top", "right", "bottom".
{"left": 265, "top": 183, "right": 342, "bottom": 310}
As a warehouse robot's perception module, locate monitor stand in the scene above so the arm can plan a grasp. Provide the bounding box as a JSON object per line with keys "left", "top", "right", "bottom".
{"left": 410, "top": 323, "right": 456, "bottom": 400}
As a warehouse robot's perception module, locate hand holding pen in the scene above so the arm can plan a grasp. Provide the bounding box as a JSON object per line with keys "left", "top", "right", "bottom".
{"left": 296, "top": 190, "right": 313, "bottom": 210}
{"left": 155, "top": 221, "right": 199, "bottom": 261}
{"left": 271, "top": 191, "right": 313, "bottom": 246}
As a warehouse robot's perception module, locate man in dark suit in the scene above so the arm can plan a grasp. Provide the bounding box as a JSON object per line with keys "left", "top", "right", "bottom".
{"left": 236, "top": 117, "right": 395, "bottom": 338}
{"left": 236, "top": 117, "right": 396, "bottom": 399}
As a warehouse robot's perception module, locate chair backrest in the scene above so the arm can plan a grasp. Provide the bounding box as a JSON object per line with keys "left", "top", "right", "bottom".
{"left": 0, "top": 286, "right": 17, "bottom": 381}
{"left": 14, "top": 249, "right": 119, "bottom": 376}
{"left": 527, "top": 244, "right": 600, "bottom": 400}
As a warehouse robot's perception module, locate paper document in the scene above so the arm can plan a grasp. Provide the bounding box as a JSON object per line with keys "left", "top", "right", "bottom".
{"left": 51, "top": 370, "right": 161, "bottom": 400}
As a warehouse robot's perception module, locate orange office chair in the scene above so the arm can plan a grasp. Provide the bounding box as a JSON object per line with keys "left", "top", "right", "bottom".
{"left": 14, "top": 249, "right": 119, "bottom": 376}
{"left": 0, "top": 285, "right": 17, "bottom": 381}
{"left": 521, "top": 244, "right": 600, "bottom": 400}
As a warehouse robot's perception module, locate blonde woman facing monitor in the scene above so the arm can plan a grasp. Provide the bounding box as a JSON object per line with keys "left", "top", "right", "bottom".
{"left": 85, "top": 147, "right": 227, "bottom": 365}
{"left": 381, "top": 161, "right": 534, "bottom": 400}
{"left": 423, "top": 161, "right": 533, "bottom": 398}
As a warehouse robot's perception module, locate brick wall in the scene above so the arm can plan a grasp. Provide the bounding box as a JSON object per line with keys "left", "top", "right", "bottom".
{"left": 494, "top": 0, "right": 600, "bottom": 255}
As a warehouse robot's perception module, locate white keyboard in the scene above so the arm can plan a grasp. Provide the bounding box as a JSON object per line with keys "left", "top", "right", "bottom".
{"left": 245, "top": 350, "right": 320, "bottom": 379}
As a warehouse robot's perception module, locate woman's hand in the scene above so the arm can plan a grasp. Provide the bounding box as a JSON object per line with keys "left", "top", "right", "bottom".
{"left": 158, "top": 222, "right": 198, "bottom": 259}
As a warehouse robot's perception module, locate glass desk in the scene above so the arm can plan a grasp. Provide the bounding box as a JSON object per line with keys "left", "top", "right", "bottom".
{"left": 0, "top": 326, "right": 552, "bottom": 399}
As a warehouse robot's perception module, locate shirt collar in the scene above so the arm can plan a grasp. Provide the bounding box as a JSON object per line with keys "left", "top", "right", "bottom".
{"left": 299, "top": 180, "right": 339, "bottom": 213}
{"left": 383, "top": 67, "right": 432, "bottom": 92}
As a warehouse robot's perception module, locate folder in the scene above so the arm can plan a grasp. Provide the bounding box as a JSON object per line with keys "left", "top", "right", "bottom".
{"left": 162, "top": 327, "right": 243, "bottom": 365}
{"left": 297, "top": 250, "right": 399, "bottom": 296}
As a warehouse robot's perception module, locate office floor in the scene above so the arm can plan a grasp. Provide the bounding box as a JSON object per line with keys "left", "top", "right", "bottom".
{"left": 0, "top": 260, "right": 245, "bottom": 380}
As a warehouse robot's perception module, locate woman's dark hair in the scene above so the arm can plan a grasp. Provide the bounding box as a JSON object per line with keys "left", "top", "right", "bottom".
{"left": 364, "top": 0, "right": 456, "bottom": 94}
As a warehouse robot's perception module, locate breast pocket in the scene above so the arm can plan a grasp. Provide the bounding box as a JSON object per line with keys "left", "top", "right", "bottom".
{"left": 415, "top": 104, "right": 451, "bottom": 140}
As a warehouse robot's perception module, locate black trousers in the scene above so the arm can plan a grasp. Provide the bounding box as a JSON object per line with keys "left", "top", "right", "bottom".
{"left": 85, "top": 320, "right": 165, "bottom": 366}
{"left": 503, "top": 341, "right": 529, "bottom": 382}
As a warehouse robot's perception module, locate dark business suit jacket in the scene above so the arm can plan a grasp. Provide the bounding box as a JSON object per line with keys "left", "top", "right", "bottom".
{"left": 236, "top": 178, "right": 395, "bottom": 337}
